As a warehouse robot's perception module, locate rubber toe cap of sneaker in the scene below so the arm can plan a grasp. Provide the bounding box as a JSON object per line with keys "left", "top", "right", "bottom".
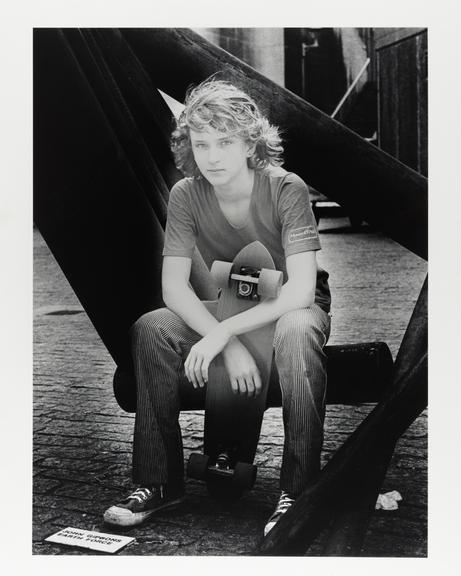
{"left": 263, "top": 520, "right": 276, "bottom": 537}
{"left": 103, "top": 505, "right": 139, "bottom": 527}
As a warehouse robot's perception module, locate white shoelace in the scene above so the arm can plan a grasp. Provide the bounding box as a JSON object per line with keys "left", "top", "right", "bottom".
{"left": 273, "top": 491, "right": 296, "bottom": 517}
{"left": 128, "top": 487, "right": 154, "bottom": 503}
{"left": 264, "top": 491, "right": 297, "bottom": 536}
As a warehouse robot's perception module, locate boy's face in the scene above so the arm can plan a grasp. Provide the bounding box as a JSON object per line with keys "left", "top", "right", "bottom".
{"left": 190, "top": 127, "right": 253, "bottom": 188}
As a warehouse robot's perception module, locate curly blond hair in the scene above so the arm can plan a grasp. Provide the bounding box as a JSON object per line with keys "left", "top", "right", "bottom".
{"left": 171, "top": 79, "right": 284, "bottom": 177}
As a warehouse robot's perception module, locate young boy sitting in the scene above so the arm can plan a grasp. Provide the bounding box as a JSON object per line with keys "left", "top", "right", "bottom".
{"left": 103, "top": 79, "right": 331, "bottom": 536}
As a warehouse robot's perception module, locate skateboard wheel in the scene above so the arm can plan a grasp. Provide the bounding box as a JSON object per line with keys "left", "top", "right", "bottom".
{"left": 233, "top": 462, "right": 257, "bottom": 490}
{"left": 257, "top": 269, "right": 283, "bottom": 299}
{"left": 187, "top": 453, "right": 210, "bottom": 480}
{"left": 211, "top": 261, "right": 234, "bottom": 289}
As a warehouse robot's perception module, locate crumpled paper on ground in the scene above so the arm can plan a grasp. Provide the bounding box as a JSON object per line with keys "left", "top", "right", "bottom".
{"left": 375, "top": 490, "right": 403, "bottom": 510}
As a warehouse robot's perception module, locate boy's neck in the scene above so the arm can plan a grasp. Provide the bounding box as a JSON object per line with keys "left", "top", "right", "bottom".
{"left": 213, "top": 168, "right": 255, "bottom": 202}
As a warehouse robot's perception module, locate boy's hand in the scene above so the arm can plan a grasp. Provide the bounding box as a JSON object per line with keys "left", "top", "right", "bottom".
{"left": 184, "top": 324, "right": 231, "bottom": 388}
{"left": 222, "top": 338, "right": 262, "bottom": 398}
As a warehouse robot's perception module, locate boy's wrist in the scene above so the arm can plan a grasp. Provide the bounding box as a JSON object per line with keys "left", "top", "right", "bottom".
{"left": 217, "top": 320, "right": 234, "bottom": 340}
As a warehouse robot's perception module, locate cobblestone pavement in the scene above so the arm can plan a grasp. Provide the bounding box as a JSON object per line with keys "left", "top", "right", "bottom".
{"left": 33, "top": 216, "right": 427, "bottom": 556}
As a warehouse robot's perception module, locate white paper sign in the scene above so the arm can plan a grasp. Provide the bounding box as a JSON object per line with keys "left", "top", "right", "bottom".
{"left": 45, "top": 527, "right": 135, "bottom": 553}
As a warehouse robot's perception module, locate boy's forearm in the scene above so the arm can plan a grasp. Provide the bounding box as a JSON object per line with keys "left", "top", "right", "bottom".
{"left": 220, "top": 280, "right": 314, "bottom": 338}
{"left": 163, "top": 285, "right": 219, "bottom": 337}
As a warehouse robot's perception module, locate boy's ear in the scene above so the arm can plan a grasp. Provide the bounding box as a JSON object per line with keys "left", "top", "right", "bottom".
{"left": 246, "top": 143, "right": 256, "bottom": 157}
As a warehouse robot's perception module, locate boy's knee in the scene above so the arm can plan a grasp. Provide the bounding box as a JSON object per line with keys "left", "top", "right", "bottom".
{"left": 276, "top": 308, "right": 317, "bottom": 337}
{"left": 130, "top": 308, "right": 178, "bottom": 343}
{"left": 274, "top": 307, "right": 328, "bottom": 351}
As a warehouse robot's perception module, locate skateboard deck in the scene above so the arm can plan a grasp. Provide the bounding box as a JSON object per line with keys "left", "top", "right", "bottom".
{"left": 187, "top": 241, "right": 283, "bottom": 496}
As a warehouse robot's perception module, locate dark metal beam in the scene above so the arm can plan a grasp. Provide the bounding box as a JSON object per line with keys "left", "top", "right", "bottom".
{"left": 122, "top": 28, "right": 427, "bottom": 260}
{"left": 255, "top": 277, "right": 427, "bottom": 555}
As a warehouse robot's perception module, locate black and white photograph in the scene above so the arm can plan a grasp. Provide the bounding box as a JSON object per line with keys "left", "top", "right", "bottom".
{"left": 32, "top": 25, "right": 428, "bottom": 557}
{"left": 2, "top": 0, "right": 461, "bottom": 572}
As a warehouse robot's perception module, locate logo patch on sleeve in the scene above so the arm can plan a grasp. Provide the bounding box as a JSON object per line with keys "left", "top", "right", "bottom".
{"left": 288, "top": 225, "right": 318, "bottom": 244}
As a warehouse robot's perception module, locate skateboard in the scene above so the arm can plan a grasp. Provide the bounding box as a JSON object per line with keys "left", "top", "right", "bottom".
{"left": 187, "top": 241, "right": 283, "bottom": 497}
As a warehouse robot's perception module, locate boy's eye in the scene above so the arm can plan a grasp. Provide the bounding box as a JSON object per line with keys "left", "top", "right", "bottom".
{"left": 194, "top": 143, "right": 207, "bottom": 149}
{"left": 220, "top": 139, "right": 233, "bottom": 147}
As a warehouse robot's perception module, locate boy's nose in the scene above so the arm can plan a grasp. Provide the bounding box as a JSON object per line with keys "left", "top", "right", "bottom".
{"left": 207, "top": 146, "right": 221, "bottom": 163}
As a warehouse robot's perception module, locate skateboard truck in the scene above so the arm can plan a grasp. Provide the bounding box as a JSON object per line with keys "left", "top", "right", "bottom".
{"left": 212, "top": 260, "right": 283, "bottom": 303}
{"left": 215, "top": 452, "right": 231, "bottom": 473}
{"left": 187, "top": 451, "right": 257, "bottom": 491}
{"left": 233, "top": 266, "right": 261, "bottom": 301}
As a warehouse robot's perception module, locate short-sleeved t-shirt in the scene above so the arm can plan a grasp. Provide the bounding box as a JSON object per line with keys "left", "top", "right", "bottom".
{"left": 163, "top": 166, "right": 331, "bottom": 312}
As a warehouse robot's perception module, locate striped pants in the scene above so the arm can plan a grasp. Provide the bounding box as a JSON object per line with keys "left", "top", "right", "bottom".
{"left": 130, "top": 301, "right": 330, "bottom": 497}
